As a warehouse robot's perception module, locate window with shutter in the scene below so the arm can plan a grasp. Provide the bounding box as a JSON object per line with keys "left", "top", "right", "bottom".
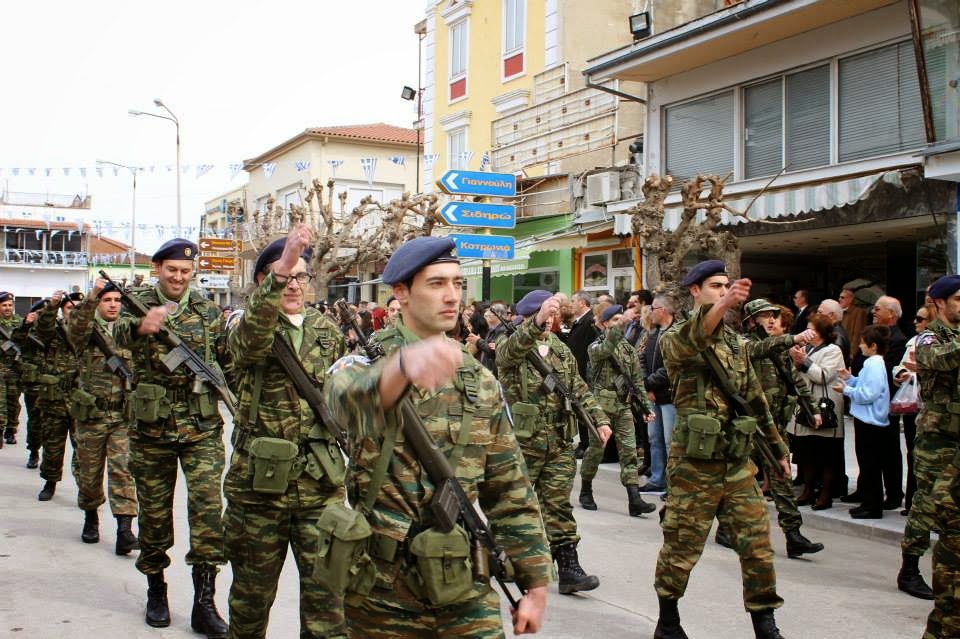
{"left": 785, "top": 65, "right": 830, "bottom": 171}
{"left": 664, "top": 91, "right": 735, "bottom": 184}
{"left": 744, "top": 79, "right": 783, "bottom": 179}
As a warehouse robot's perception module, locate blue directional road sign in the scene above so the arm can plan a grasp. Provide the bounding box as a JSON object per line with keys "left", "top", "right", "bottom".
{"left": 441, "top": 201, "right": 516, "bottom": 229}
{"left": 452, "top": 234, "right": 515, "bottom": 260}
{"left": 440, "top": 170, "right": 516, "bottom": 197}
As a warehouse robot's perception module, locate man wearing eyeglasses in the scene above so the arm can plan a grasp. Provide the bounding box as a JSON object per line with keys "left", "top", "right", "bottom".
{"left": 790, "top": 289, "right": 812, "bottom": 335}
{"left": 223, "top": 225, "right": 349, "bottom": 639}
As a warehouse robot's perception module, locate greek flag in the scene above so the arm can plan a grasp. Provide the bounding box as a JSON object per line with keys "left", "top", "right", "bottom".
{"left": 79, "top": 168, "right": 87, "bottom": 178}
{"left": 423, "top": 154, "right": 440, "bottom": 171}
{"left": 228, "top": 163, "right": 243, "bottom": 180}
{"left": 459, "top": 151, "right": 474, "bottom": 168}
{"left": 27, "top": 168, "right": 36, "bottom": 176}
{"left": 62, "top": 168, "right": 71, "bottom": 177}
{"left": 388, "top": 156, "right": 406, "bottom": 167}
{"left": 262, "top": 163, "right": 278, "bottom": 179}
{"left": 479, "top": 151, "right": 490, "bottom": 171}
{"left": 195, "top": 164, "right": 214, "bottom": 179}
{"left": 328, "top": 159, "right": 344, "bottom": 178}
{"left": 295, "top": 160, "right": 311, "bottom": 172}
{"left": 360, "top": 158, "right": 377, "bottom": 185}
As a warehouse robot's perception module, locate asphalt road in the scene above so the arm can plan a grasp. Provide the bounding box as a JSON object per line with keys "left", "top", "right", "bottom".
{"left": 0, "top": 413, "right": 935, "bottom": 639}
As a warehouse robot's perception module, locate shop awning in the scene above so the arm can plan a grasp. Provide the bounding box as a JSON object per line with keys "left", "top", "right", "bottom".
{"left": 663, "top": 169, "right": 912, "bottom": 230}
{"left": 461, "top": 250, "right": 531, "bottom": 278}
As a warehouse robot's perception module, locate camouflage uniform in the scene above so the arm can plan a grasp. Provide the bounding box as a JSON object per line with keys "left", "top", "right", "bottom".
{"left": 114, "top": 286, "right": 227, "bottom": 575}
{"left": 910, "top": 320, "right": 960, "bottom": 638}
{"left": 224, "top": 272, "right": 348, "bottom": 639}
{"left": 66, "top": 296, "right": 137, "bottom": 517}
{"left": 16, "top": 323, "right": 45, "bottom": 457}
{"left": 325, "top": 320, "right": 553, "bottom": 638}
{"left": 655, "top": 303, "right": 788, "bottom": 612}
{"left": 581, "top": 323, "right": 653, "bottom": 486}
{"left": 743, "top": 329, "right": 816, "bottom": 534}
{"left": 495, "top": 317, "right": 609, "bottom": 548}
{"left": 35, "top": 304, "right": 79, "bottom": 483}
{"left": 0, "top": 313, "right": 23, "bottom": 437}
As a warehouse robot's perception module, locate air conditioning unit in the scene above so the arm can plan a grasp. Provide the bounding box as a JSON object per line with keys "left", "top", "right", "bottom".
{"left": 586, "top": 171, "right": 620, "bottom": 205}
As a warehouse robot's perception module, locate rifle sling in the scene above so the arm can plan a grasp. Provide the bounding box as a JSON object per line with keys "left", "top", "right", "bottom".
{"left": 271, "top": 334, "right": 345, "bottom": 448}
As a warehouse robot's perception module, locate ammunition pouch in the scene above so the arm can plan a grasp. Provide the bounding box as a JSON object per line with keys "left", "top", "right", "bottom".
{"left": 685, "top": 415, "right": 721, "bottom": 460}
{"left": 304, "top": 438, "right": 346, "bottom": 485}
{"left": 247, "top": 437, "right": 299, "bottom": 494}
{"left": 18, "top": 362, "right": 38, "bottom": 384}
{"left": 405, "top": 525, "right": 476, "bottom": 607}
{"left": 596, "top": 389, "right": 621, "bottom": 415}
{"left": 509, "top": 402, "right": 539, "bottom": 440}
{"left": 68, "top": 388, "right": 99, "bottom": 422}
{"left": 726, "top": 416, "right": 758, "bottom": 460}
{"left": 132, "top": 383, "right": 171, "bottom": 424}
{"left": 779, "top": 396, "right": 798, "bottom": 429}
{"left": 36, "top": 374, "right": 62, "bottom": 401}
{"left": 314, "top": 502, "right": 375, "bottom": 596}
{"left": 188, "top": 389, "right": 220, "bottom": 419}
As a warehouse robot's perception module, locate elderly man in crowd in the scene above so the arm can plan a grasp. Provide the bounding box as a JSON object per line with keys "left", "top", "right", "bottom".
{"left": 817, "top": 299, "right": 851, "bottom": 367}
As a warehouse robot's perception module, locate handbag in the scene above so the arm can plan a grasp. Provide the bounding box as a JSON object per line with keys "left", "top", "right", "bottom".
{"left": 890, "top": 373, "right": 923, "bottom": 415}
{"left": 816, "top": 371, "right": 839, "bottom": 430}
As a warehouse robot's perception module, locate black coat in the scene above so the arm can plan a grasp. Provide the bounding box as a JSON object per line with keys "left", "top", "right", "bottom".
{"left": 792, "top": 305, "right": 813, "bottom": 334}
{"left": 642, "top": 323, "right": 673, "bottom": 405}
{"left": 882, "top": 324, "right": 908, "bottom": 391}
{"left": 566, "top": 311, "right": 598, "bottom": 381}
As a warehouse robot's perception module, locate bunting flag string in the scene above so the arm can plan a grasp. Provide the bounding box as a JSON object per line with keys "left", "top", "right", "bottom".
{"left": 479, "top": 151, "right": 490, "bottom": 171}
{"left": 360, "top": 158, "right": 377, "bottom": 186}
{"left": 295, "top": 160, "right": 311, "bottom": 172}
{"left": 328, "top": 159, "right": 344, "bottom": 178}
{"left": 388, "top": 156, "right": 405, "bottom": 167}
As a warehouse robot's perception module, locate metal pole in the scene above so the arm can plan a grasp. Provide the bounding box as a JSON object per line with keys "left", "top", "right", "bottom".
{"left": 131, "top": 169, "right": 137, "bottom": 281}
{"left": 175, "top": 120, "right": 182, "bottom": 236}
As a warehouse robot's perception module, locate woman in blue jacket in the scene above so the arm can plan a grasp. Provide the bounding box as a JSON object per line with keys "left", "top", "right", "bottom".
{"left": 834, "top": 324, "right": 891, "bottom": 519}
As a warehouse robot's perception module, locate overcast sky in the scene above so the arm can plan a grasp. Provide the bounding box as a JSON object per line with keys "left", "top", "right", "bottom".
{"left": 0, "top": 0, "right": 423, "bottom": 253}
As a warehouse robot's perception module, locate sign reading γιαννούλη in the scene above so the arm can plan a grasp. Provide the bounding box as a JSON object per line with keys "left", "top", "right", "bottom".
{"left": 439, "top": 170, "right": 516, "bottom": 197}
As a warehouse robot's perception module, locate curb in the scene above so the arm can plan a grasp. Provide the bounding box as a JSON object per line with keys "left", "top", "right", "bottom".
{"left": 769, "top": 501, "right": 933, "bottom": 546}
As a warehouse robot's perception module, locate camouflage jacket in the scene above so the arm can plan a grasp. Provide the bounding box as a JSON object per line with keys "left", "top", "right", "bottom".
{"left": 114, "top": 286, "right": 227, "bottom": 442}
{"left": 325, "top": 320, "right": 553, "bottom": 605}
{"left": 659, "top": 304, "right": 787, "bottom": 460}
{"left": 35, "top": 303, "right": 79, "bottom": 409}
{"left": 0, "top": 313, "right": 23, "bottom": 375}
{"left": 587, "top": 324, "right": 654, "bottom": 414}
{"left": 224, "top": 272, "right": 347, "bottom": 507}
{"left": 495, "top": 316, "right": 609, "bottom": 430}
{"left": 66, "top": 296, "right": 134, "bottom": 422}
{"left": 915, "top": 319, "right": 960, "bottom": 441}
{"left": 743, "top": 329, "right": 817, "bottom": 428}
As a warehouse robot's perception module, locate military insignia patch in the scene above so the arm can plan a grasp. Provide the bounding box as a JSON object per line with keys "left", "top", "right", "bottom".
{"left": 184, "top": 247, "right": 193, "bottom": 257}
{"left": 916, "top": 332, "right": 936, "bottom": 347}
{"left": 327, "top": 354, "right": 370, "bottom": 374}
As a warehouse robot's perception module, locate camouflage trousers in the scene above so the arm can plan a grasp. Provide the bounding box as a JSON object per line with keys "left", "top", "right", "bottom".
{"left": 345, "top": 580, "right": 503, "bottom": 639}
{"left": 39, "top": 402, "right": 77, "bottom": 483}
{"left": 519, "top": 423, "right": 579, "bottom": 548}
{"left": 0, "top": 374, "right": 6, "bottom": 430}
{"left": 923, "top": 458, "right": 960, "bottom": 639}
{"left": 581, "top": 407, "right": 638, "bottom": 486}
{"left": 903, "top": 431, "right": 955, "bottom": 558}
{"left": 3, "top": 377, "right": 20, "bottom": 433}
{"left": 224, "top": 501, "right": 346, "bottom": 639}
{"left": 75, "top": 415, "right": 137, "bottom": 516}
{"left": 754, "top": 435, "right": 802, "bottom": 534}
{"left": 129, "top": 430, "right": 225, "bottom": 575}
{"left": 655, "top": 455, "right": 784, "bottom": 612}
{"left": 23, "top": 388, "right": 41, "bottom": 452}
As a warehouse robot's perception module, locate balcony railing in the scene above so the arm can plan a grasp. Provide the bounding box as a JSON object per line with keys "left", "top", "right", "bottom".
{"left": 1, "top": 249, "right": 89, "bottom": 267}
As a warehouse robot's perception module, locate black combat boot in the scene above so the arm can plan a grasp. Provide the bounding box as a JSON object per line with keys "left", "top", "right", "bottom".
{"left": 145, "top": 572, "right": 171, "bottom": 628}
{"left": 37, "top": 480, "right": 56, "bottom": 501}
{"left": 784, "top": 528, "right": 823, "bottom": 559}
{"left": 897, "top": 552, "right": 934, "bottom": 600}
{"left": 26, "top": 450, "right": 39, "bottom": 469}
{"left": 4, "top": 428, "right": 16, "bottom": 445}
{"left": 579, "top": 480, "right": 598, "bottom": 510}
{"left": 553, "top": 543, "right": 600, "bottom": 595}
{"left": 627, "top": 485, "right": 656, "bottom": 516}
{"left": 653, "top": 596, "right": 688, "bottom": 639}
{"left": 191, "top": 565, "right": 228, "bottom": 638}
{"left": 750, "top": 609, "right": 785, "bottom": 639}
{"left": 81, "top": 509, "right": 99, "bottom": 544}
{"left": 115, "top": 515, "right": 139, "bottom": 555}
{"left": 714, "top": 525, "right": 734, "bottom": 550}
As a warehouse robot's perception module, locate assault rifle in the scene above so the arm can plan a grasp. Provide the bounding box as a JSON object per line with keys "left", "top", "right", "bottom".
{"left": 100, "top": 270, "right": 238, "bottom": 417}
{"left": 700, "top": 348, "right": 785, "bottom": 478}
{"left": 0, "top": 322, "right": 20, "bottom": 359}
{"left": 90, "top": 325, "right": 135, "bottom": 390}
{"left": 768, "top": 354, "right": 818, "bottom": 429}
{"left": 335, "top": 299, "right": 523, "bottom": 610}
{"left": 488, "top": 306, "right": 602, "bottom": 443}
{"left": 602, "top": 333, "right": 651, "bottom": 419}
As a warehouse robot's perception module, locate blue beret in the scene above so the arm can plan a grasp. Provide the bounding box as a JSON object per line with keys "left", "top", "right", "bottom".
{"left": 929, "top": 274, "right": 960, "bottom": 300}
{"left": 254, "top": 237, "right": 315, "bottom": 276}
{"left": 29, "top": 298, "right": 48, "bottom": 312}
{"left": 0, "top": 292, "right": 12, "bottom": 303}
{"left": 152, "top": 238, "right": 198, "bottom": 262}
{"left": 600, "top": 304, "right": 623, "bottom": 322}
{"left": 681, "top": 259, "right": 727, "bottom": 287}
{"left": 382, "top": 236, "right": 458, "bottom": 285}
{"left": 515, "top": 289, "right": 553, "bottom": 317}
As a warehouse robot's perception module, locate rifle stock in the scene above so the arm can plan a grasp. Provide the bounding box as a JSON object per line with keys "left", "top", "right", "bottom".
{"left": 335, "top": 299, "right": 524, "bottom": 610}
{"left": 90, "top": 324, "right": 135, "bottom": 389}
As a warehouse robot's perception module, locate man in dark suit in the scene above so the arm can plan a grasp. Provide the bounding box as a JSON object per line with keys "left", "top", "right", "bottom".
{"left": 791, "top": 289, "right": 813, "bottom": 334}
{"left": 871, "top": 295, "right": 907, "bottom": 511}
{"left": 567, "top": 291, "right": 598, "bottom": 458}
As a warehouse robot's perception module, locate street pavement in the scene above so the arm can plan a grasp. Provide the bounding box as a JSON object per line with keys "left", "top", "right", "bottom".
{"left": 0, "top": 408, "right": 936, "bottom": 639}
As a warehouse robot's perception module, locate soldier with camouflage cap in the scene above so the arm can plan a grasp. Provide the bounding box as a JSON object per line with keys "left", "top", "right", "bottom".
{"left": 579, "top": 303, "right": 657, "bottom": 516}
{"left": 35, "top": 291, "right": 83, "bottom": 502}
{"left": 654, "top": 260, "right": 790, "bottom": 639}
{"left": 223, "top": 225, "right": 349, "bottom": 639}
{"left": 113, "top": 238, "right": 228, "bottom": 636}
{"left": 908, "top": 274, "right": 960, "bottom": 638}
{"left": 496, "top": 289, "right": 613, "bottom": 595}
{"left": 714, "top": 299, "right": 823, "bottom": 560}
{"left": 326, "top": 235, "right": 552, "bottom": 637}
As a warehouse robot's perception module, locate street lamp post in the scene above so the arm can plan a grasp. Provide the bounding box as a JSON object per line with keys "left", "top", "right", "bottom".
{"left": 97, "top": 160, "right": 138, "bottom": 281}
{"left": 128, "top": 99, "right": 181, "bottom": 236}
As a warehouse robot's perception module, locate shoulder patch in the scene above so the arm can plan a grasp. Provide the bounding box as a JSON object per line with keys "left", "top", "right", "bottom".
{"left": 916, "top": 332, "right": 937, "bottom": 347}
{"left": 327, "top": 354, "right": 370, "bottom": 375}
